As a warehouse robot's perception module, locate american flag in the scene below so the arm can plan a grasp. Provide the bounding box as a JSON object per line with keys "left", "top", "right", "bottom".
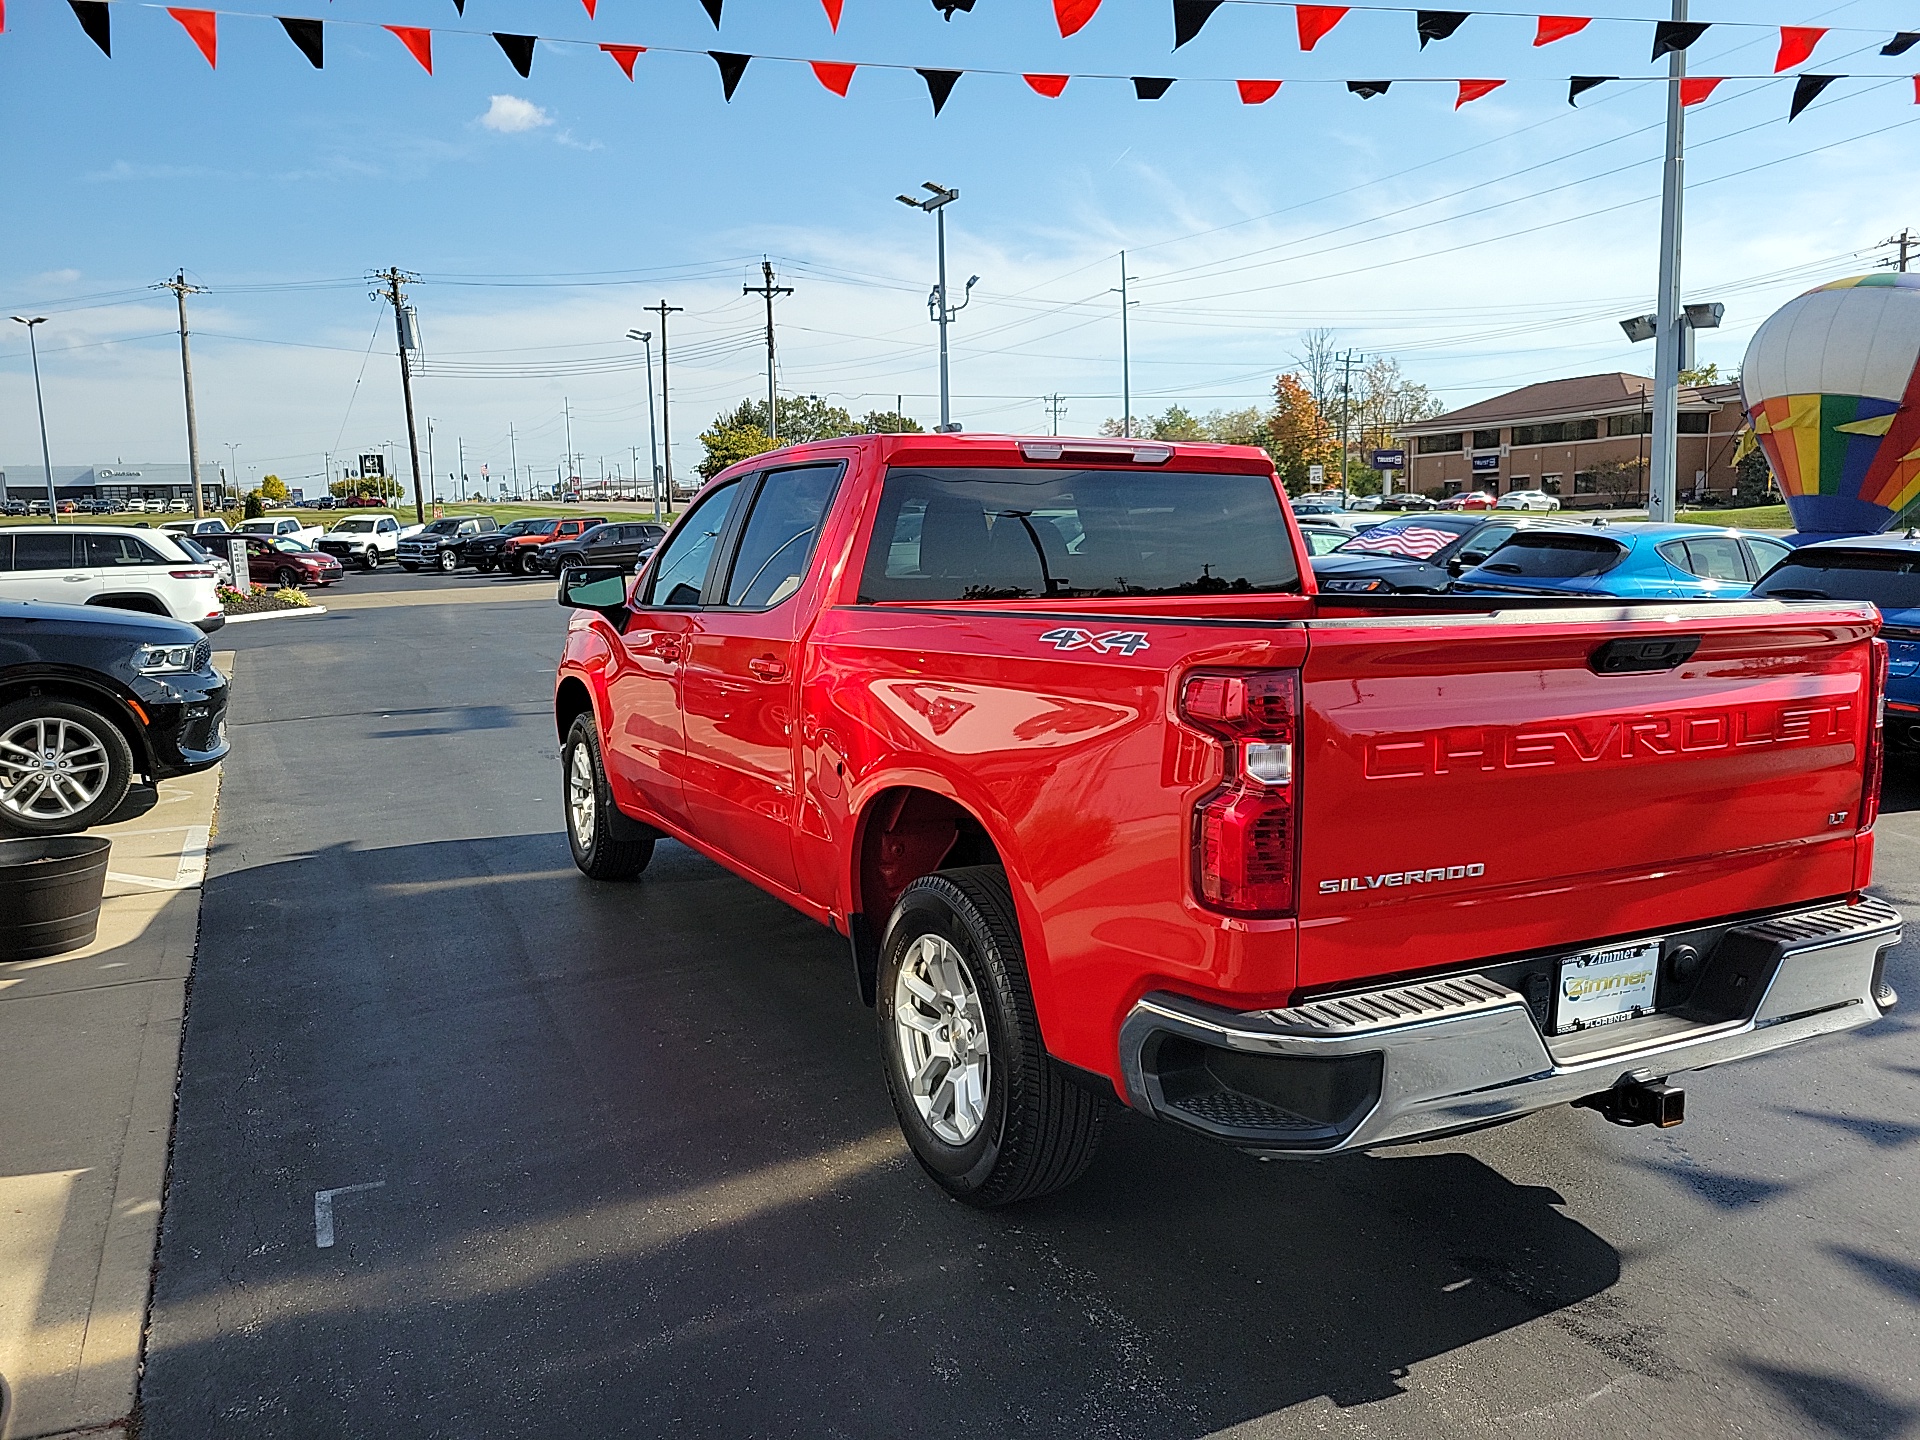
{"left": 1343, "top": 525, "right": 1459, "bottom": 560}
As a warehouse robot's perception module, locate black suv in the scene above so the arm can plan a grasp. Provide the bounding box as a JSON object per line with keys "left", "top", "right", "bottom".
{"left": 0, "top": 599, "right": 230, "bottom": 835}
{"left": 531, "top": 522, "right": 667, "bottom": 575}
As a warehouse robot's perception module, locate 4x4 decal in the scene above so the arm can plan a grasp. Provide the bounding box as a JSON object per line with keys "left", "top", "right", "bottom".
{"left": 1038, "top": 627, "right": 1151, "bottom": 656}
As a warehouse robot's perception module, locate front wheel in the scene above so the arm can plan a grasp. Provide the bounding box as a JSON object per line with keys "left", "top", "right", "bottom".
{"left": 362, "top": 550, "right": 379, "bottom": 571}
{"left": 274, "top": 568, "right": 301, "bottom": 589}
{"left": 877, "top": 867, "right": 1107, "bottom": 1207}
{"left": 475, "top": 560, "right": 496, "bottom": 574}
{"left": 563, "top": 715, "right": 655, "bottom": 880}
{"left": 0, "top": 698, "right": 135, "bottom": 836}
{"left": 438, "top": 549, "right": 458, "bottom": 573}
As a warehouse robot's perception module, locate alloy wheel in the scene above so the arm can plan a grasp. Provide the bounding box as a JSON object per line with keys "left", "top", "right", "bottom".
{"left": 567, "top": 742, "right": 596, "bottom": 846}
{"left": 0, "top": 716, "right": 111, "bottom": 822}
{"left": 892, "top": 933, "right": 992, "bottom": 1145}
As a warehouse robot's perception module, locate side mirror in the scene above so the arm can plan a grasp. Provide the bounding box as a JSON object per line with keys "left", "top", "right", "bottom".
{"left": 558, "top": 564, "right": 631, "bottom": 618}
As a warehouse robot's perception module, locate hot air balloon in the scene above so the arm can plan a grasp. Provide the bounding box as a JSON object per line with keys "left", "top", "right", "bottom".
{"left": 1740, "top": 272, "right": 1920, "bottom": 536}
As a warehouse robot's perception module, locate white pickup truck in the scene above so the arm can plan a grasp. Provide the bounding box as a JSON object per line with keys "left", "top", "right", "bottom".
{"left": 314, "top": 514, "right": 402, "bottom": 570}
{"left": 237, "top": 516, "right": 324, "bottom": 548}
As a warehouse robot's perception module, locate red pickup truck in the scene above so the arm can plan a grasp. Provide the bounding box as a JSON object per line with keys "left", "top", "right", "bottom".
{"left": 553, "top": 434, "right": 1901, "bottom": 1206}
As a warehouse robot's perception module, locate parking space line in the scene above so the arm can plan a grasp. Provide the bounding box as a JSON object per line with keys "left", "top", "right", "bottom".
{"left": 314, "top": 1181, "right": 385, "bottom": 1249}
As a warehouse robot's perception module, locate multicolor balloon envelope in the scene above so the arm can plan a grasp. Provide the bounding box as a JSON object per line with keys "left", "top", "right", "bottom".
{"left": 1741, "top": 273, "right": 1920, "bottom": 536}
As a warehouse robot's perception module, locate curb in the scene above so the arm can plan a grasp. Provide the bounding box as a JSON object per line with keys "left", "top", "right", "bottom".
{"left": 222, "top": 606, "right": 329, "bottom": 625}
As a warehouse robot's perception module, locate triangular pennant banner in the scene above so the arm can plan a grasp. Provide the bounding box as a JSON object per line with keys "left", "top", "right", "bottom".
{"left": 1172, "top": 0, "right": 1223, "bottom": 49}
{"left": 1652, "top": 21, "right": 1709, "bottom": 60}
{"left": 451, "top": 0, "right": 462, "bottom": 12}
{"left": 1023, "top": 73, "right": 1069, "bottom": 97}
{"left": 494, "top": 33, "right": 535, "bottom": 78}
{"left": 932, "top": 0, "right": 975, "bottom": 16}
{"left": 1133, "top": 76, "right": 1175, "bottom": 99}
{"left": 919, "top": 67, "right": 961, "bottom": 114}
{"left": 1881, "top": 32, "right": 1918, "bottom": 57}
{"left": 1416, "top": 11, "right": 1467, "bottom": 48}
{"left": 1455, "top": 78, "right": 1503, "bottom": 108}
{"left": 811, "top": 60, "right": 855, "bottom": 94}
{"left": 168, "top": 7, "right": 216, "bottom": 66}
{"left": 1054, "top": 0, "right": 1100, "bottom": 35}
{"left": 711, "top": 50, "right": 749, "bottom": 99}
{"left": 1788, "top": 72, "right": 1837, "bottom": 119}
{"left": 1775, "top": 25, "right": 1825, "bottom": 71}
{"left": 1347, "top": 80, "right": 1391, "bottom": 98}
{"left": 601, "top": 43, "right": 643, "bottom": 78}
{"left": 1296, "top": 5, "right": 1347, "bottom": 51}
{"left": 1678, "top": 75, "right": 1722, "bottom": 106}
{"left": 1568, "top": 74, "right": 1613, "bottom": 104}
{"left": 700, "top": 0, "right": 723, "bottom": 28}
{"left": 1, "top": 3, "right": 6, "bottom": 35}
{"left": 69, "top": 0, "right": 110, "bottom": 56}
{"left": 581, "top": 0, "right": 596, "bottom": 15}
{"left": 821, "top": 0, "right": 843, "bottom": 30}
{"left": 278, "top": 16, "right": 322, "bottom": 67}
{"left": 1914, "top": 75, "right": 1920, "bottom": 103}
{"left": 1237, "top": 78, "right": 1281, "bottom": 103}
{"left": 1534, "top": 15, "right": 1589, "bottom": 46}
{"left": 387, "top": 25, "right": 433, "bottom": 73}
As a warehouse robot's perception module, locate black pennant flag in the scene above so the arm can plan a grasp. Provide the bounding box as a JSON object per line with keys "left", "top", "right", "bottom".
{"left": 1416, "top": 11, "right": 1468, "bottom": 48}
{"left": 452, "top": 0, "right": 464, "bottom": 12}
{"left": 932, "top": 0, "right": 976, "bottom": 16}
{"left": 1788, "top": 73, "right": 1837, "bottom": 120}
{"left": 711, "top": 51, "right": 750, "bottom": 100}
{"left": 1568, "top": 75, "right": 1614, "bottom": 105}
{"left": 700, "top": 0, "right": 723, "bottom": 28}
{"left": 1172, "top": 0, "right": 1223, "bottom": 48}
{"left": 1347, "top": 80, "right": 1392, "bottom": 98}
{"left": 68, "top": 0, "right": 111, "bottom": 56}
{"left": 1883, "top": 31, "right": 1920, "bottom": 56}
{"left": 1651, "top": 21, "right": 1709, "bottom": 60}
{"left": 918, "top": 68, "right": 962, "bottom": 114}
{"left": 494, "top": 33, "right": 536, "bottom": 78}
{"left": 278, "top": 16, "right": 323, "bottom": 67}
{"left": 1133, "top": 76, "right": 1175, "bottom": 99}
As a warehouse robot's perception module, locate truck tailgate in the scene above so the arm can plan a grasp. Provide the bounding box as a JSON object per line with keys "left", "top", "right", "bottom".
{"left": 1295, "top": 602, "right": 1879, "bottom": 991}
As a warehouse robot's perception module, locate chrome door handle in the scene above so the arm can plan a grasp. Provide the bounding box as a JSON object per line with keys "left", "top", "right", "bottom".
{"left": 748, "top": 656, "right": 788, "bottom": 681}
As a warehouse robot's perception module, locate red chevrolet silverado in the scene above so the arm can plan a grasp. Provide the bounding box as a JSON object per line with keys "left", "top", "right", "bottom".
{"left": 553, "top": 434, "right": 1902, "bottom": 1206}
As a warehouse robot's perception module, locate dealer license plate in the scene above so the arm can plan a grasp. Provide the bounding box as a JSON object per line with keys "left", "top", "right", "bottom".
{"left": 1554, "top": 941, "right": 1660, "bottom": 1034}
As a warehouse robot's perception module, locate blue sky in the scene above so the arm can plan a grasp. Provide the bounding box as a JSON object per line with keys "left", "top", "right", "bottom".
{"left": 2, "top": 0, "right": 1917, "bottom": 495}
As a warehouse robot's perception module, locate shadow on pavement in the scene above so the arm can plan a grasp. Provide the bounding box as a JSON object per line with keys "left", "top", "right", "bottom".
{"left": 1740, "top": 1362, "right": 1918, "bottom": 1440}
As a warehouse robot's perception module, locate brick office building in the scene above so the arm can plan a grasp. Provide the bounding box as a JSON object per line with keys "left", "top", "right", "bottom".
{"left": 1395, "top": 373, "right": 1747, "bottom": 508}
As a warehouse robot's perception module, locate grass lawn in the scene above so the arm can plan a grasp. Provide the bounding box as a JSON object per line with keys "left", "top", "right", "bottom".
{"left": 1677, "top": 504, "right": 1792, "bottom": 530}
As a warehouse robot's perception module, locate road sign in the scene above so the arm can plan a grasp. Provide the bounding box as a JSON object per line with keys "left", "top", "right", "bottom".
{"left": 359, "top": 453, "right": 385, "bottom": 477}
{"left": 1370, "top": 448, "right": 1406, "bottom": 470}
{"left": 1308, "top": 464, "right": 1325, "bottom": 483}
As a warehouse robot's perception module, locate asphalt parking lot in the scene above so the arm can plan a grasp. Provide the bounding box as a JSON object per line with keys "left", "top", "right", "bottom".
{"left": 137, "top": 567, "right": 1920, "bottom": 1439}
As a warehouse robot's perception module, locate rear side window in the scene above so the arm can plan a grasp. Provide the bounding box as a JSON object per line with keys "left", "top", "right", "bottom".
{"left": 1474, "top": 532, "right": 1627, "bottom": 579}
{"left": 1753, "top": 549, "right": 1920, "bottom": 609}
{"left": 13, "top": 533, "right": 77, "bottom": 570}
{"left": 85, "top": 534, "right": 165, "bottom": 567}
{"left": 1660, "top": 536, "right": 1749, "bottom": 582}
{"left": 725, "top": 464, "right": 842, "bottom": 608}
{"left": 858, "top": 466, "right": 1298, "bottom": 602}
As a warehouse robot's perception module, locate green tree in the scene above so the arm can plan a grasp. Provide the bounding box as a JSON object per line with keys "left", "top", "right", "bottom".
{"left": 1680, "top": 362, "right": 1723, "bottom": 386}
{"left": 1267, "top": 373, "right": 1340, "bottom": 494}
{"left": 697, "top": 416, "right": 779, "bottom": 480}
{"left": 259, "top": 473, "right": 288, "bottom": 502}
{"left": 242, "top": 491, "right": 264, "bottom": 519}
{"left": 861, "top": 410, "right": 924, "bottom": 434}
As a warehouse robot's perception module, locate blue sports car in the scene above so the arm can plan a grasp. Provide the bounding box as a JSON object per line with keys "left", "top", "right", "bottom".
{"left": 1752, "top": 532, "right": 1920, "bottom": 750}
{"left": 1453, "top": 522, "right": 1795, "bottom": 600}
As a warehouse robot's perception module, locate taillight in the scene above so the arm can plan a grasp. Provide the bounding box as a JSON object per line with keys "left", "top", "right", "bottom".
{"left": 1179, "top": 669, "right": 1299, "bottom": 917}
{"left": 170, "top": 568, "right": 215, "bottom": 579}
{"left": 1860, "top": 637, "right": 1888, "bottom": 833}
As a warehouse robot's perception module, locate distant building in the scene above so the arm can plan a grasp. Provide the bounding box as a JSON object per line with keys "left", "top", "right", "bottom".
{"left": 2, "top": 463, "right": 224, "bottom": 509}
{"left": 1395, "top": 373, "right": 1746, "bottom": 508}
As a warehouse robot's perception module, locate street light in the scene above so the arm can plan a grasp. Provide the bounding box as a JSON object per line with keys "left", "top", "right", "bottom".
{"left": 11, "top": 317, "right": 58, "bottom": 521}
{"left": 627, "top": 328, "right": 663, "bottom": 523}
{"left": 896, "top": 182, "right": 973, "bottom": 432}
{"left": 224, "top": 442, "right": 241, "bottom": 505}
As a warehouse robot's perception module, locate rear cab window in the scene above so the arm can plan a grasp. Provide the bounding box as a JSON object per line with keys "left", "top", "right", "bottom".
{"left": 1753, "top": 548, "right": 1920, "bottom": 609}
{"left": 1473, "top": 532, "right": 1628, "bottom": 579}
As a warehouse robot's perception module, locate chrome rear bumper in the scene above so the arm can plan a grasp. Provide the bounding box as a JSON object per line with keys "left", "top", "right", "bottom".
{"left": 1118, "top": 896, "right": 1902, "bottom": 1156}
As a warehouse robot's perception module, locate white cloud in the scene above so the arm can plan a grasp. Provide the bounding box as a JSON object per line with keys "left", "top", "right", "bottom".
{"left": 477, "top": 95, "right": 552, "bottom": 134}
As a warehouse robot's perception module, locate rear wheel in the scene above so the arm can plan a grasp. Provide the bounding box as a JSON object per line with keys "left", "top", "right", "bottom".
{"left": 877, "top": 867, "right": 1106, "bottom": 1207}
{"left": 0, "top": 698, "right": 135, "bottom": 836}
{"left": 563, "top": 715, "right": 655, "bottom": 880}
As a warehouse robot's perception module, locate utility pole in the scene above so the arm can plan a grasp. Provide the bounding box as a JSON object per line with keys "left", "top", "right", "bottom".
{"left": 896, "top": 183, "right": 973, "bottom": 432}
{"left": 371, "top": 267, "right": 427, "bottom": 524}
{"left": 425, "top": 420, "right": 435, "bottom": 508}
{"left": 744, "top": 260, "right": 793, "bottom": 441}
{"left": 156, "top": 272, "right": 208, "bottom": 518}
{"left": 1114, "top": 253, "right": 1139, "bottom": 438}
{"left": 646, "top": 301, "right": 683, "bottom": 497}
{"left": 458, "top": 437, "right": 466, "bottom": 503}
{"left": 1046, "top": 393, "right": 1067, "bottom": 435}
{"left": 563, "top": 398, "right": 574, "bottom": 497}
{"left": 1884, "top": 228, "right": 1913, "bottom": 273}
{"left": 1337, "top": 349, "right": 1362, "bottom": 507}
{"left": 508, "top": 423, "right": 518, "bottom": 501}
{"left": 627, "top": 330, "right": 663, "bottom": 522}
{"left": 1646, "top": 0, "right": 1690, "bottom": 524}
{"left": 10, "top": 316, "right": 57, "bottom": 521}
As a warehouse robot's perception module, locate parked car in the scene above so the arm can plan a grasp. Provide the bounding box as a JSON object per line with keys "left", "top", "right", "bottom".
{"left": 1, "top": 499, "right": 26, "bottom": 517}
{"left": 1311, "top": 513, "right": 1564, "bottom": 593}
{"left": 1752, "top": 533, "right": 1920, "bottom": 749}
{"left": 161, "top": 518, "right": 234, "bottom": 538}
{"left": 462, "top": 517, "right": 559, "bottom": 573}
{"left": 554, "top": 431, "right": 1897, "bottom": 1205}
{"left": 0, "top": 526, "right": 224, "bottom": 632}
{"left": 1347, "top": 495, "right": 1385, "bottom": 511}
{"left": 0, "top": 599, "right": 230, "bottom": 835}
{"left": 396, "top": 516, "right": 498, "bottom": 572}
{"left": 1289, "top": 495, "right": 1346, "bottom": 517}
{"left": 315, "top": 514, "right": 401, "bottom": 570}
{"left": 1497, "top": 489, "right": 1562, "bottom": 512}
{"left": 1374, "top": 492, "right": 1438, "bottom": 511}
{"left": 1454, "top": 523, "right": 1795, "bottom": 600}
{"left": 311, "top": 496, "right": 336, "bottom": 511}
{"left": 170, "top": 534, "right": 234, "bottom": 587}
{"left": 500, "top": 516, "right": 606, "bottom": 574}
{"left": 1440, "top": 490, "right": 1497, "bottom": 511}
{"left": 238, "top": 534, "right": 344, "bottom": 589}
{"left": 531, "top": 521, "right": 667, "bottom": 575}
{"left": 238, "top": 515, "right": 323, "bottom": 547}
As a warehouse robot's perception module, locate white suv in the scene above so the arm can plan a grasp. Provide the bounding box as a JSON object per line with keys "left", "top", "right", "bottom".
{"left": 0, "top": 526, "right": 224, "bottom": 632}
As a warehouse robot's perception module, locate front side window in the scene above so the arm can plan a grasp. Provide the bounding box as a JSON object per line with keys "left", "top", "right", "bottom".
{"left": 858, "top": 466, "right": 1298, "bottom": 603}
{"left": 643, "top": 479, "right": 743, "bottom": 607}
{"left": 725, "top": 464, "right": 843, "bottom": 608}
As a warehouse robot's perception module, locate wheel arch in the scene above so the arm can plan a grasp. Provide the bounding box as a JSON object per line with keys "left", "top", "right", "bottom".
{"left": 554, "top": 673, "right": 597, "bottom": 745}
{"left": 0, "top": 670, "right": 156, "bottom": 774}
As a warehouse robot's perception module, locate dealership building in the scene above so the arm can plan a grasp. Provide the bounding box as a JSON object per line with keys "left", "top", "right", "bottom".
{"left": 2, "top": 462, "right": 226, "bottom": 510}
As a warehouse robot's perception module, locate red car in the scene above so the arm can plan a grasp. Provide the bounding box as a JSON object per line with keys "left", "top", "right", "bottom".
{"left": 240, "top": 534, "right": 343, "bottom": 588}
{"left": 553, "top": 432, "right": 1896, "bottom": 1207}
{"left": 1441, "top": 490, "right": 1497, "bottom": 510}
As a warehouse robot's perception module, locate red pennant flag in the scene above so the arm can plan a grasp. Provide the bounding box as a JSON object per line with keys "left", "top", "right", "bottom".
{"left": 1455, "top": 78, "right": 1503, "bottom": 107}
{"left": 1533, "top": 15, "right": 1589, "bottom": 46}
{"left": 811, "top": 60, "right": 855, "bottom": 95}
{"left": 600, "top": 43, "right": 643, "bottom": 78}
{"left": 580, "top": 0, "right": 596, "bottom": 15}
{"left": 168, "top": 7, "right": 217, "bottom": 66}
{"left": 1774, "top": 26, "right": 1825, "bottom": 71}
{"left": 1912, "top": 75, "right": 1919, "bottom": 103}
{"left": 1295, "top": 5, "right": 1348, "bottom": 51}
{"left": 1, "top": 3, "right": 7, "bottom": 35}
{"left": 386, "top": 25, "right": 433, "bottom": 74}
{"left": 1679, "top": 76, "right": 1722, "bottom": 106}
{"left": 1237, "top": 78, "right": 1282, "bottom": 104}
{"left": 821, "top": 0, "right": 843, "bottom": 28}
{"left": 1024, "top": 73, "right": 1068, "bottom": 97}
{"left": 1054, "top": 0, "right": 1100, "bottom": 37}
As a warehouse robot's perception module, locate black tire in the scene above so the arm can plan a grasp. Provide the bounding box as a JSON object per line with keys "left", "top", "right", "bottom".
{"left": 438, "top": 549, "right": 458, "bottom": 573}
{"left": 475, "top": 560, "right": 496, "bottom": 574}
{"left": 274, "top": 568, "right": 301, "bottom": 589}
{"left": 0, "top": 697, "right": 135, "bottom": 837}
{"left": 876, "top": 867, "right": 1107, "bottom": 1207}
{"left": 562, "top": 715, "right": 655, "bottom": 880}
{"left": 361, "top": 550, "right": 379, "bottom": 571}
{"left": 400, "top": 563, "right": 419, "bottom": 572}
{"left": 558, "top": 553, "right": 583, "bottom": 571}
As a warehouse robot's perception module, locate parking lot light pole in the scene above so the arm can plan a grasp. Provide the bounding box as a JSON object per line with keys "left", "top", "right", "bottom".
{"left": 12, "top": 316, "right": 57, "bottom": 521}
{"left": 897, "top": 183, "right": 972, "bottom": 433}
{"left": 627, "top": 328, "right": 662, "bottom": 523}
